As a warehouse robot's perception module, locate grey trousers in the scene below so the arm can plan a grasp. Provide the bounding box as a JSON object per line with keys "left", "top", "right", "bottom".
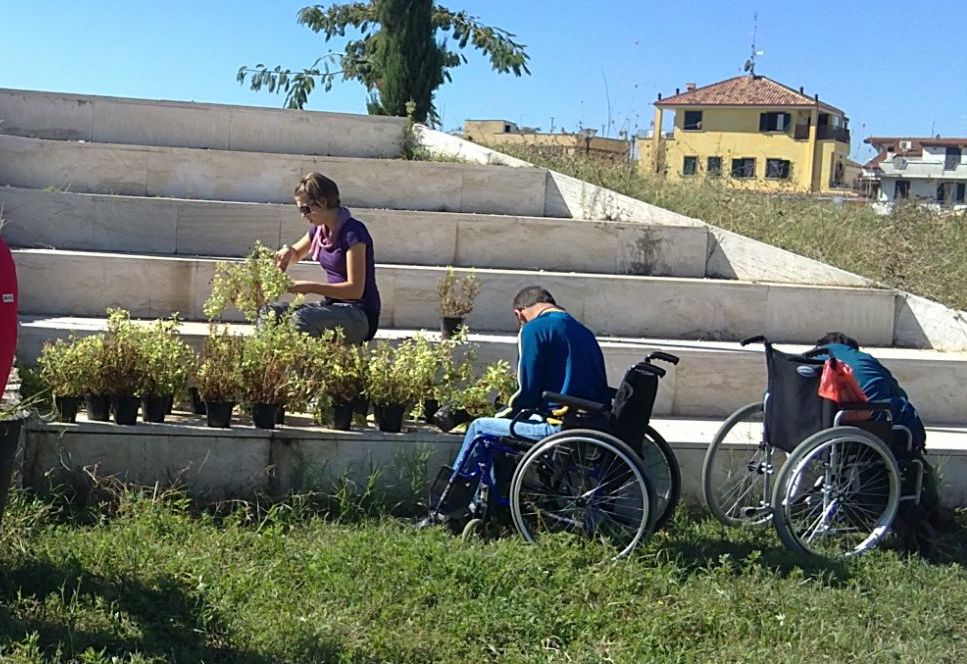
{"left": 261, "top": 301, "right": 370, "bottom": 345}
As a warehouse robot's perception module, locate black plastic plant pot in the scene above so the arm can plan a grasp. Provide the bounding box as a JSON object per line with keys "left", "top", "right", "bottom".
{"left": 375, "top": 404, "right": 406, "bottom": 433}
{"left": 433, "top": 405, "right": 470, "bottom": 433}
{"left": 423, "top": 398, "right": 440, "bottom": 424}
{"left": 113, "top": 395, "right": 140, "bottom": 425}
{"left": 85, "top": 394, "right": 111, "bottom": 422}
{"left": 0, "top": 418, "right": 24, "bottom": 530}
{"left": 163, "top": 394, "right": 174, "bottom": 415}
{"left": 205, "top": 401, "right": 235, "bottom": 428}
{"left": 440, "top": 317, "right": 464, "bottom": 339}
{"left": 189, "top": 387, "right": 207, "bottom": 415}
{"left": 332, "top": 401, "right": 354, "bottom": 431}
{"left": 252, "top": 403, "right": 279, "bottom": 430}
{"left": 54, "top": 395, "right": 81, "bottom": 423}
{"left": 141, "top": 395, "right": 167, "bottom": 423}
{"left": 275, "top": 405, "right": 285, "bottom": 425}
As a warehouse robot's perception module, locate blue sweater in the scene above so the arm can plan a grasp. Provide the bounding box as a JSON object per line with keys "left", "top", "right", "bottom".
{"left": 821, "top": 343, "right": 926, "bottom": 447}
{"left": 503, "top": 309, "right": 610, "bottom": 415}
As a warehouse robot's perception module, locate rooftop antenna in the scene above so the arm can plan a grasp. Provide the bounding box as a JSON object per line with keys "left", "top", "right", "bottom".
{"left": 742, "top": 13, "right": 764, "bottom": 76}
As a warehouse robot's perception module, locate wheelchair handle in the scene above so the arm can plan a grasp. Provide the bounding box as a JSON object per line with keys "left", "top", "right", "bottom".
{"left": 540, "top": 391, "right": 609, "bottom": 415}
{"left": 741, "top": 335, "right": 767, "bottom": 347}
{"left": 802, "top": 345, "right": 830, "bottom": 359}
{"left": 645, "top": 351, "right": 680, "bottom": 366}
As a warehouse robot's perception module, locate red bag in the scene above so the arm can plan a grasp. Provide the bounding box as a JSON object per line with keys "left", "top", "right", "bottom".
{"left": 817, "top": 358, "right": 870, "bottom": 421}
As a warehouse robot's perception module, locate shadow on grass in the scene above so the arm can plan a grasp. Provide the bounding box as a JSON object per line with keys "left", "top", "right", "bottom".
{"left": 0, "top": 557, "right": 345, "bottom": 663}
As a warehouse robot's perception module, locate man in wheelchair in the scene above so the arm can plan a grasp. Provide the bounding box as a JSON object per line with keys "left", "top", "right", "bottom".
{"left": 418, "top": 285, "right": 611, "bottom": 529}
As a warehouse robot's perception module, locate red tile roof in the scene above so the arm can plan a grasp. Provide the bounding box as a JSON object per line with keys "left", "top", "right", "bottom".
{"left": 655, "top": 75, "right": 843, "bottom": 114}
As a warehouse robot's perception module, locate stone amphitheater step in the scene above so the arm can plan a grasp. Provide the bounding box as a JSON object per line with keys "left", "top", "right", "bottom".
{"left": 0, "top": 87, "right": 406, "bottom": 158}
{"left": 12, "top": 248, "right": 899, "bottom": 344}
{"left": 0, "top": 134, "right": 551, "bottom": 217}
{"left": 17, "top": 315, "right": 967, "bottom": 426}
{"left": 0, "top": 187, "right": 707, "bottom": 278}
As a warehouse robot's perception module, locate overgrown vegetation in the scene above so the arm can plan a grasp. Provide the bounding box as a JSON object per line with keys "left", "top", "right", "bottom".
{"left": 1, "top": 489, "right": 966, "bottom": 663}
{"left": 496, "top": 145, "right": 967, "bottom": 311}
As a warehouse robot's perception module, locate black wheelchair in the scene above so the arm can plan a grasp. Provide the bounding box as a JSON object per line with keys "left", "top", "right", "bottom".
{"left": 428, "top": 352, "right": 681, "bottom": 559}
{"left": 703, "top": 336, "right": 926, "bottom": 560}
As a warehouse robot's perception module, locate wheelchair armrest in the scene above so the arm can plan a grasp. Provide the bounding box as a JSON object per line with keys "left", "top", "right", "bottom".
{"left": 540, "top": 391, "right": 609, "bottom": 415}
{"left": 646, "top": 351, "right": 680, "bottom": 366}
{"left": 509, "top": 408, "right": 547, "bottom": 440}
{"left": 839, "top": 400, "right": 891, "bottom": 414}
{"left": 741, "top": 335, "right": 767, "bottom": 347}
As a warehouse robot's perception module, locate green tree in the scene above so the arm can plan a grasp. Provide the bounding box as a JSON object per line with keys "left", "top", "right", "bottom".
{"left": 237, "top": 1, "right": 530, "bottom": 124}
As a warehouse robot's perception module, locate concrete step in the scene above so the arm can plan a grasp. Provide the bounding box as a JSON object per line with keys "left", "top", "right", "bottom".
{"left": 0, "top": 87, "right": 405, "bottom": 158}
{"left": 0, "top": 134, "right": 551, "bottom": 217}
{"left": 0, "top": 187, "right": 708, "bottom": 278}
{"left": 17, "top": 315, "right": 967, "bottom": 426}
{"left": 12, "top": 248, "right": 899, "bottom": 344}
{"left": 20, "top": 412, "right": 967, "bottom": 508}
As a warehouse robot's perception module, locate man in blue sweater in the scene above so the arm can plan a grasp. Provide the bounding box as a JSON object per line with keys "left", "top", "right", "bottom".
{"left": 423, "top": 286, "right": 610, "bottom": 526}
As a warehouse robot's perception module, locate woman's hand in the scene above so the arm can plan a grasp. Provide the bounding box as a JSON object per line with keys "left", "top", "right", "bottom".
{"left": 275, "top": 244, "right": 295, "bottom": 271}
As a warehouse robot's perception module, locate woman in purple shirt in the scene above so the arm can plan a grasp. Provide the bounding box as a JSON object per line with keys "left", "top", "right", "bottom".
{"left": 267, "top": 172, "right": 381, "bottom": 344}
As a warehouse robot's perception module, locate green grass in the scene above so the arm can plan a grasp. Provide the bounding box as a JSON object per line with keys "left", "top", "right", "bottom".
{"left": 492, "top": 145, "right": 967, "bottom": 312}
{"left": 2, "top": 489, "right": 967, "bottom": 663}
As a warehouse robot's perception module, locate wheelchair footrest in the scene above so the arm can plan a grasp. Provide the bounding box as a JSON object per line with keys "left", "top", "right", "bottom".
{"left": 428, "top": 465, "right": 477, "bottom": 519}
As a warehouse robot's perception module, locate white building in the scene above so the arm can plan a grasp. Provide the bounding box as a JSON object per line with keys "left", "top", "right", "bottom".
{"left": 864, "top": 136, "right": 967, "bottom": 209}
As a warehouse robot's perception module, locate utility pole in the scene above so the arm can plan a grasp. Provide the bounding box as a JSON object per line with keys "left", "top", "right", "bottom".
{"left": 550, "top": 116, "right": 555, "bottom": 133}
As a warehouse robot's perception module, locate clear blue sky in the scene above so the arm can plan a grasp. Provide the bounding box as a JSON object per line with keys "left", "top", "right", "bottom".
{"left": 3, "top": 1, "right": 965, "bottom": 161}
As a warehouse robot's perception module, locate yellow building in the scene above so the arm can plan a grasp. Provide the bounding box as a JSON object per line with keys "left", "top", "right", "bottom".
{"left": 464, "top": 120, "right": 631, "bottom": 160}
{"left": 647, "top": 75, "right": 851, "bottom": 193}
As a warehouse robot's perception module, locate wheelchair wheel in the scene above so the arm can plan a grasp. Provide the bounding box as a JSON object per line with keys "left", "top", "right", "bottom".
{"left": 772, "top": 427, "right": 901, "bottom": 560}
{"left": 509, "top": 430, "right": 654, "bottom": 559}
{"left": 703, "top": 401, "right": 783, "bottom": 527}
{"left": 641, "top": 425, "right": 681, "bottom": 532}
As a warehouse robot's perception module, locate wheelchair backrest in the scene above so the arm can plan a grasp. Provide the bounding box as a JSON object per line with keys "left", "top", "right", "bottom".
{"left": 609, "top": 364, "right": 660, "bottom": 454}
{"left": 764, "top": 346, "right": 832, "bottom": 453}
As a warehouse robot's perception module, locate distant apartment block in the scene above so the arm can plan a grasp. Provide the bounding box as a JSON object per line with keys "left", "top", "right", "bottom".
{"left": 463, "top": 120, "right": 631, "bottom": 159}
{"left": 863, "top": 137, "right": 967, "bottom": 208}
{"left": 646, "top": 75, "right": 851, "bottom": 193}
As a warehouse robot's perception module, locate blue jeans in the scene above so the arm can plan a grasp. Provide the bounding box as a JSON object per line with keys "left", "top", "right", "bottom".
{"left": 451, "top": 416, "right": 560, "bottom": 476}
{"left": 260, "top": 301, "right": 369, "bottom": 344}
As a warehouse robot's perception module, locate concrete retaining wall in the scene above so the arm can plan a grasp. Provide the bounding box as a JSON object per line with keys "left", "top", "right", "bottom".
{"left": 0, "top": 134, "right": 548, "bottom": 216}
{"left": 21, "top": 419, "right": 967, "bottom": 508}
{"left": 0, "top": 87, "right": 405, "bottom": 158}
{"left": 13, "top": 249, "right": 898, "bottom": 345}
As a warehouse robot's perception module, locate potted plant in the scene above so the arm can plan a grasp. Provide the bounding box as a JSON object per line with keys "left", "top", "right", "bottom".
{"left": 204, "top": 242, "right": 293, "bottom": 322}
{"left": 73, "top": 334, "right": 112, "bottom": 421}
{"left": 434, "top": 358, "right": 516, "bottom": 433}
{"left": 437, "top": 267, "right": 480, "bottom": 338}
{"left": 37, "top": 337, "right": 86, "bottom": 422}
{"left": 239, "top": 311, "right": 307, "bottom": 429}
{"left": 365, "top": 339, "right": 424, "bottom": 433}
{"left": 304, "top": 329, "right": 367, "bottom": 431}
{"left": 431, "top": 335, "right": 479, "bottom": 432}
{"left": 101, "top": 309, "right": 144, "bottom": 425}
{"left": 196, "top": 324, "right": 242, "bottom": 428}
{"left": 136, "top": 316, "right": 194, "bottom": 423}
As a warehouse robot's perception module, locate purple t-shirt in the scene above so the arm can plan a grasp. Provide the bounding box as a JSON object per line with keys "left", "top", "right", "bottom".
{"left": 307, "top": 208, "right": 381, "bottom": 321}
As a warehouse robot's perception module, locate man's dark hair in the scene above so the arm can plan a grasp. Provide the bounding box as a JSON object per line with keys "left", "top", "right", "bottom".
{"left": 816, "top": 331, "right": 860, "bottom": 350}
{"left": 513, "top": 286, "right": 557, "bottom": 310}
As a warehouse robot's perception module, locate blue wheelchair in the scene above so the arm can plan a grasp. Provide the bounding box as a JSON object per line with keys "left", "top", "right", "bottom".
{"left": 428, "top": 352, "right": 681, "bottom": 558}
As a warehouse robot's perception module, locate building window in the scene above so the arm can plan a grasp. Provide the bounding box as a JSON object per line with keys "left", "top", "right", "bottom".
{"left": 765, "top": 158, "right": 791, "bottom": 179}
{"left": 707, "top": 156, "right": 722, "bottom": 176}
{"left": 683, "top": 111, "right": 703, "bottom": 131}
{"left": 894, "top": 180, "right": 910, "bottom": 199}
{"left": 937, "top": 183, "right": 946, "bottom": 203}
{"left": 759, "top": 112, "right": 791, "bottom": 132}
{"left": 731, "top": 158, "right": 756, "bottom": 178}
{"left": 682, "top": 156, "right": 698, "bottom": 176}
{"left": 945, "top": 147, "right": 961, "bottom": 171}
{"left": 957, "top": 183, "right": 966, "bottom": 203}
